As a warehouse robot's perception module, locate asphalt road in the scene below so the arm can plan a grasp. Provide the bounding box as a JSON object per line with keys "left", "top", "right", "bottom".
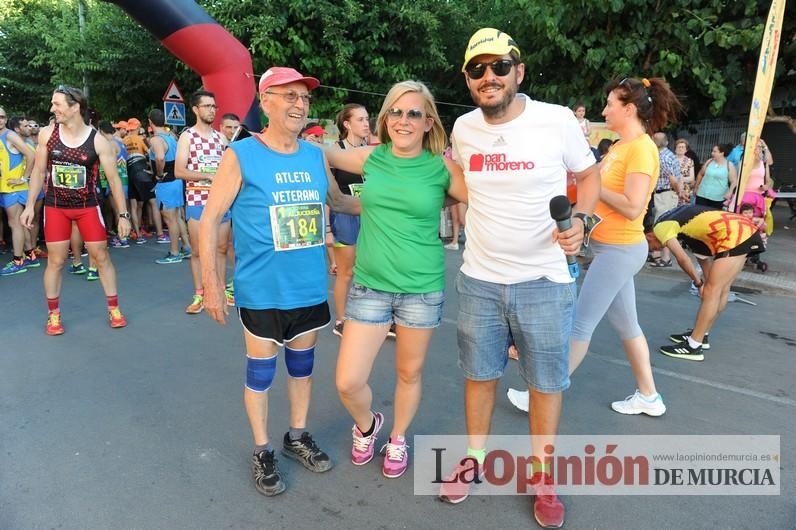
{"left": 1, "top": 240, "right": 793, "bottom": 529}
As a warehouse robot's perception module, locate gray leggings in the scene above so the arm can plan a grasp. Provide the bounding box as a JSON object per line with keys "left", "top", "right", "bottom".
{"left": 572, "top": 240, "right": 648, "bottom": 342}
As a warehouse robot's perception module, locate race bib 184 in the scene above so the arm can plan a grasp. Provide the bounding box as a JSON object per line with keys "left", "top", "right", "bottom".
{"left": 52, "top": 164, "right": 87, "bottom": 190}
{"left": 270, "top": 202, "right": 324, "bottom": 252}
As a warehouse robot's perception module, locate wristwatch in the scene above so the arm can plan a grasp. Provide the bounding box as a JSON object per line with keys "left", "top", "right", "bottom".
{"left": 573, "top": 212, "right": 598, "bottom": 234}
{"left": 573, "top": 212, "right": 600, "bottom": 248}
{"left": 119, "top": 212, "right": 131, "bottom": 220}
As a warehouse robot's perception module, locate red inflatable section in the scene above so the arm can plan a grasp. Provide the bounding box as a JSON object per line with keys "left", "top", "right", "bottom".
{"left": 161, "top": 24, "right": 255, "bottom": 128}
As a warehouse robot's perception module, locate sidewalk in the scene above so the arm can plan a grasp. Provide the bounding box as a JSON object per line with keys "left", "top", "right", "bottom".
{"left": 640, "top": 202, "right": 796, "bottom": 295}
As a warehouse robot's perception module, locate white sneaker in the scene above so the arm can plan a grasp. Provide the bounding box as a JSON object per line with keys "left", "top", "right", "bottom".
{"left": 507, "top": 388, "right": 530, "bottom": 413}
{"left": 611, "top": 390, "right": 666, "bottom": 416}
{"left": 444, "top": 242, "right": 459, "bottom": 250}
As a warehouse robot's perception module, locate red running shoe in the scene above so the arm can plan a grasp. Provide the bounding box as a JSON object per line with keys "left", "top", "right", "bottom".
{"left": 46, "top": 311, "right": 64, "bottom": 336}
{"left": 438, "top": 457, "right": 485, "bottom": 504}
{"left": 109, "top": 307, "right": 128, "bottom": 328}
{"left": 532, "top": 472, "right": 565, "bottom": 529}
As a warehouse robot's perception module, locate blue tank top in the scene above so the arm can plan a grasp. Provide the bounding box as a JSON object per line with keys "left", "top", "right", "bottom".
{"left": 229, "top": 136, "right": 329, "bottom": 310}
{"left": 0, "top": 129, "right": 26, "bottom": 193}
{"left": 149, "top": 132, "right": 177, "bottom": 177}
{"left": 698, "top": 160, "right": 730, "bottom": 202}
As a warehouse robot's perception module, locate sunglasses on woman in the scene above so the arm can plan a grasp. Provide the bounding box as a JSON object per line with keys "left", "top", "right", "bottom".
{"left": 386, "top": 108, "right": 425, "bottom": 121}
{"left": 465, "top": 59, "right": 516, "bottom": 80}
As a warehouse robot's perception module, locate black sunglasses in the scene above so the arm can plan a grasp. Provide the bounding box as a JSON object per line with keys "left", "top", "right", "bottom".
{"left": 55, "top": 84, "right": 82, "bottom": 103}
{"left": 465, "top": 59, "right": 516, "bottom": 80}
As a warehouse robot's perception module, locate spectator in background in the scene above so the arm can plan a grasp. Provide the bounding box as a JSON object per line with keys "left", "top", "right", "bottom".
{"left": 220, "top": 113, "right": 241, "bottom": 144}
{"left": 328, "top": 104, "right": 370, "bottom": 338}
{"left": 729, "top": 138, "right": 774, "bottom": 216}
{"left": 727, "top": 132, "right": 774, "bottom": 176}
{"left": 694, "top": 143, "right": 736, "bottom": 210}
{"left": 674, "top": 138, "right": 695, "bottom": 205}
{"left": 648, "top": 132, "right": 681, "bottom": 267}
{"left": 573, "top": 102, "right": 591, "bottom": 140}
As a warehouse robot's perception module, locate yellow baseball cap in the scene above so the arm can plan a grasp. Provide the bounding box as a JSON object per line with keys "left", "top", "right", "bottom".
{"left": 462, "top": 28, "right": 521, "bottom": 72}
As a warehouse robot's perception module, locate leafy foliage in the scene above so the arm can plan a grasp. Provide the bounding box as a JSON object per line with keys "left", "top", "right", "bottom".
{"left": 0, "top": 0, "right": 791, "bottom": 126}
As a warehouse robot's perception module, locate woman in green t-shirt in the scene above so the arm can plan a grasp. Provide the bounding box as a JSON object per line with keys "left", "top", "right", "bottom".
{"left": 325, "top": 80, "right": 467, "bottom": 479}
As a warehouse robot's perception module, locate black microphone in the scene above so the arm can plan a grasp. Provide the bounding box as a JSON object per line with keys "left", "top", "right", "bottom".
{"left": 549, "top": 195, "right": 579, "bottom": 279}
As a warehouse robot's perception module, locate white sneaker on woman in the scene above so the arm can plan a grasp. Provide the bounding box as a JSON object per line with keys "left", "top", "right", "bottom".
{"left": 507, "top": 388, "right": 530, "bottom": 412}
{"left": 611, "top": 390, "right": 666, "bottom": 416}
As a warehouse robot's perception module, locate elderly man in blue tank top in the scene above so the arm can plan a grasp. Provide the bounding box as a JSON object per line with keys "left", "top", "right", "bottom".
{"left": 198, "top": 67, "right": 360, "bottom": 497}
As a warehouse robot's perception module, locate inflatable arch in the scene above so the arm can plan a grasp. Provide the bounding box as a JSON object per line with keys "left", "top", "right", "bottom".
{"left": 108, "top": 0, "right": 260, "bottom": 130}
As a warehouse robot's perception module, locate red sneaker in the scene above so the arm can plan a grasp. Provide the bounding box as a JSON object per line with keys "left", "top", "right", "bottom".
{"left": 109, "top": 307, "right": 128, "bottom": 328}
{"left": 532, "top": 472, "right": 565, "bottom": 529}
{"left": 438, "top": 457, "right": 484, "bottom": 504}
{"left": 46, "top": 311, "right": 64, "bottom": 336}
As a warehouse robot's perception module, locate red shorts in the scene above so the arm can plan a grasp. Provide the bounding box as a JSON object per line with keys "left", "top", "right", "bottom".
{"left": 44, "top": 206, "right": 107, "bottom": 243}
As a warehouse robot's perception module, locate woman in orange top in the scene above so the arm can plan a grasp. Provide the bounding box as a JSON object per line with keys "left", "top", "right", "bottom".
{"left": 570, "top": 77, "right": 681, "bottom": 416}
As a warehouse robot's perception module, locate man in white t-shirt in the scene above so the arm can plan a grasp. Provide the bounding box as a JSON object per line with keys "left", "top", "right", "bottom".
{"left": 438, "top": 28, "right": 601, "bottom": 528}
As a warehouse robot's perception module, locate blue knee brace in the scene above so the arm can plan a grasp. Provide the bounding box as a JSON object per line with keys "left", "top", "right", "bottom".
{"left": 284, "top": 345, "right": 315, "bottom": 378}
{"left": 246, "top": 355, "right": 277, "bottom": 392}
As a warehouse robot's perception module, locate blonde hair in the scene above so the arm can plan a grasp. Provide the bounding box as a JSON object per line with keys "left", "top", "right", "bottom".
{"left": 674, "top": 138, "right": 689, "bottom": 149}
{"left": 376, "top": 80, "right": 447, "bottom": 155}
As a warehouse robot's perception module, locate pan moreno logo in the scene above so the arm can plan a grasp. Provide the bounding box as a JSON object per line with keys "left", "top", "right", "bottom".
{"left": 469, "top": 153, "right": 535, "bottom": 172}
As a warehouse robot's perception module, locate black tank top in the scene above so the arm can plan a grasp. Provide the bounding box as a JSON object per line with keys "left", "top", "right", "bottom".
{"left": 45, "top": 125, "right": 100, "bottom": 209}
{"left": 331, "top": 140, "right": 364, "bottom": 195}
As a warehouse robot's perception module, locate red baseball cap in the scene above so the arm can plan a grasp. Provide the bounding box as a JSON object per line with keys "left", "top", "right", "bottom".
{"left": 112, "top": 120, "right": 128, "bottom": 129}
{"left": 259, "top": 67, "right": 320, "bottom": 93}
{"left": 302, "top": 125, "right": 325, "bottom": 137}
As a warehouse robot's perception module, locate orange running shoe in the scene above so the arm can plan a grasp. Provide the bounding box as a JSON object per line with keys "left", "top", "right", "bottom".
{"left": 185, "top": 294, "right": 204, "bottom": 314}
{"left": 46, "top": 311, "right": 65, "bottom": 335}
{"left": 109, "top": 307, "right": 128, "bottom": 328}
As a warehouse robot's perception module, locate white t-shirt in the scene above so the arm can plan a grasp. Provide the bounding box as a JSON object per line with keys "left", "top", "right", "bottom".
{"left": 451, "top": 94, "right": 595, "bottom": 284}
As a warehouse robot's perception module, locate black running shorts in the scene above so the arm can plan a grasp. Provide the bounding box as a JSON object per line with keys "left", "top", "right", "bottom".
{"left": 238, "top": 302, "right": 331, "bottom": 345}
{"left": 715, "top": 232, "right": 765, "bottom": 259}
{"left": 127, "top": 156, "right": 155, "bottom": 202}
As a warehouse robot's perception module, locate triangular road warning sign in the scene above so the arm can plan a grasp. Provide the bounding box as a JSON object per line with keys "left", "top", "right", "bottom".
{"left": 163, "top": 80, "right": 184, "bottom": 102}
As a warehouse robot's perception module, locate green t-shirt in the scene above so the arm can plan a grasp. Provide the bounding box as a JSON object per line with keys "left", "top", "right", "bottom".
{"left": 353, "top": 143, "right": 450, "bottom": 293}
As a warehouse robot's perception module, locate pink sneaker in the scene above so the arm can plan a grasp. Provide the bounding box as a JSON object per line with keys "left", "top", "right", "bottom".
{"left": 381, "top": 436, "right": 409, "bottom": 478}
{"left": 351, "top": 412, "right": 384, "bottom": 465}
{"left": 438, "top": 457, "right": 485, "bottom": 504}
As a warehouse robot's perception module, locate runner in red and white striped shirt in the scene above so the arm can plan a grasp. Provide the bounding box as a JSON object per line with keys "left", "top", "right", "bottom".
{"left": 175, "top": 90, "right": 232, "bottom": 314}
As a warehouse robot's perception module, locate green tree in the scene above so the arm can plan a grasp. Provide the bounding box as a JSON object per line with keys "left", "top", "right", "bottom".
{"left": 202, "top": 0, "right": 479, "bottom": 125}
{"left": 0, "top": 0, "right": 184, "bottom": 122}
{"left": 482, "top": 0, "right": 786, "bottom": 121}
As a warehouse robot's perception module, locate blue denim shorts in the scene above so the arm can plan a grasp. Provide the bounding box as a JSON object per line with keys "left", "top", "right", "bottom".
{"left": 456, "top": 272, "right": 576, "bottom": 393}
{"left": 345, "top": 283, "right": 444, "bottom": 329}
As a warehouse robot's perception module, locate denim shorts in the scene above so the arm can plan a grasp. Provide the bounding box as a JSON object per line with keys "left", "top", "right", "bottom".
{"left": 456, "top": 272, "right": 576, "bottom": 393}
{"left": 345, "top": 283, "right": 444, "bottom": 329}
